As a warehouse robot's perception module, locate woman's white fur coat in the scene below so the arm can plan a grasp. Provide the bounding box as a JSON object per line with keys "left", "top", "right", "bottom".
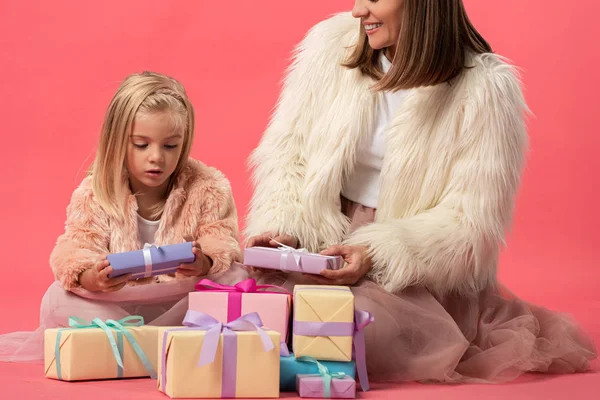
{"left": 245, "top": 12, "right": 528, "bottom": 296}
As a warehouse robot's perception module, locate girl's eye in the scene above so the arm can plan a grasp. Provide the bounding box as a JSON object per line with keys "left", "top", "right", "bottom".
{"left": 164, "top": 144, "right": 179, "bottom": 149}
{"left": 133, "top": 143, "right": 148, "bottom": 149}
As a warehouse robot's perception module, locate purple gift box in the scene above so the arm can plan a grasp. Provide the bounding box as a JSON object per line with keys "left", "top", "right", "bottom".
{"left": 296, "top": 374, "right": 356, "bottom": 399}
{"left": 107, "top": 242, "right": 195, "bottom": 279}
{"left": 243, "top": 247, "right": 343, "bottom": 275}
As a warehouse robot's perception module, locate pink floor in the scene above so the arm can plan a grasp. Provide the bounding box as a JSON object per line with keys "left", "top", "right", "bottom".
{"left": 1, "top": 360, "right": 598, "bottom": 400}
{"left": 1, "top": 299, "right": 598, "bottom": 400}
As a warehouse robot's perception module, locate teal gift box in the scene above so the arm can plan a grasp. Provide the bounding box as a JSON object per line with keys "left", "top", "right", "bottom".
{"left": 280, "top": 353, "right": 356, "bottom": 391}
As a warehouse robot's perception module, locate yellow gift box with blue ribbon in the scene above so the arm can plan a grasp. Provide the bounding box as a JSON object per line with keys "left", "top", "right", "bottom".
{"left": 44, "top": 316, "right": 161, "bottom": 381}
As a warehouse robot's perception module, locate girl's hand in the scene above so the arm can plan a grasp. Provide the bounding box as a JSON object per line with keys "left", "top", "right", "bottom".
{"left": 78, "top": 255, "right": 132, "bottom": 292}
{"left": 177, "top": 241, "right": 212, "bottom": 277}
{"left": 303, "top": 245, "right": 373, "bottom": 286}
{"left": 244, "top": 232, "right": 299, "bottom": 273}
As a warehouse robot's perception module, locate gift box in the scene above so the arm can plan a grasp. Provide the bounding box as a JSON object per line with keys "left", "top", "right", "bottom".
{"left": 297, "top": 375, "right": 356, "bottom": 399}
{"left": 280, "top": 352, "right": 355, "bottom": 392}
{"left": 243, "top": 245, "right": 343, "bottom": 275}
{"left": 44, "top": 316, "right": 158, "bottom": 381}
{"left": 293, "top": 285, "right": 355, "bottom": 362}
{"left": 293, "top": 286, "right": 374, "bottom": 392}
{"left": 158, "top": 311, "right": 280, "bottom": 398}
{"left": 107, "top": 242, "right": 195, "bottom": 279}
{"left": 189, "top": 278, "right": 292, "bottom": 342}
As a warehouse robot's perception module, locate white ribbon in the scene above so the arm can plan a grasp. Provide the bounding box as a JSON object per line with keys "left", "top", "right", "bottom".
{"left": 270, "top": 238, "right": 308, "bottom": 271}
{"left": 142, "top": 243, "right": 161, "bottom": 278}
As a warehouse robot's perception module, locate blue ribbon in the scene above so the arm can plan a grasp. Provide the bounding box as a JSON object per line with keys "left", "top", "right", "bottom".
{"left": 54, "top": 316, "right": 156, "bottom": 380}
{"left": 296, "top": 356, "right": 349, "bottom": 398}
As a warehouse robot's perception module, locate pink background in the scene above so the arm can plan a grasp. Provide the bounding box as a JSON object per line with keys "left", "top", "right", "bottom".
{"left": 0, "top": 0, "right": 598, "bottom": 345}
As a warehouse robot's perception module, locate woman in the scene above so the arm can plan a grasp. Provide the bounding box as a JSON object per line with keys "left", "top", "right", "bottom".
{"left": 244, "top": 0, "right": 596, "bottom": 383}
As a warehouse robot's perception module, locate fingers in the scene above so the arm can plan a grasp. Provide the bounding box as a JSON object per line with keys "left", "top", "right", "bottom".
{"left": 95, "top": 258, "right": 110, "bottom": 272}
{"left": 107, "top": 273, "right": 132, "bottom": 286}
{"left": 100, "top": 265, "right": 114, "bottom": 279}
{"left": 246, "top": 233, "right": 274, "bottom": 248}
{"left": 177, "top": 262, "right": 195, "bottom": 270}
{"left": 319, "top": 268, "right": 351, "bottom": 279}
{"left": 269, "top": 239, "right": 283, "bottom": 247}
{"left": 99, "top": 266, "right": 131, "bottom": 287}
{"left": 176, "top": 263, "right": 200, "bottom": 276}
{"left": 270, "top": 234, "right": 297, "bottom": 248}
{"left": 320, "top": 245, "right": 353, "bottom": 257}
{"left": 191, "top": 246, "right": 203, "bottom": 259}
{"left": 316, "top": 263, "right": 362, "bottom": 285}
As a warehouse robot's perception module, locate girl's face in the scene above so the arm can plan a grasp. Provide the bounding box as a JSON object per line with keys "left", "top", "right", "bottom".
{"left": 126, "top": 112, "right": 184, "bottom": 194}
{"left": 352, "top": 0, "right": 404, "bottom": 57}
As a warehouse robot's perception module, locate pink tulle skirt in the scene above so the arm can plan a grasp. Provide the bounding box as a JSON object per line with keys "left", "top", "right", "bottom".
{"left": 0, "top": 266, "right": 249, "bottom": 363}
{"left": 252, "top": 271, "right": 596, "bottom": 383}
{"left": 249, "top": 198, "right": 597, "bottom": 383}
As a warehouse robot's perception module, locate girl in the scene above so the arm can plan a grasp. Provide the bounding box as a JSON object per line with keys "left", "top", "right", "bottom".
{"left": 1, "top": 71, "right": 244, "bottom": 361}
{"left": 244, "top": 0, "right": 597, "bottom": 383}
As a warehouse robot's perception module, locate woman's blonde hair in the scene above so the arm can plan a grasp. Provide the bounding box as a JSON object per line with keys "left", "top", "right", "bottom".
{"left": 90, "top": 71, "right": 195, "bottom": 219}
{"left": 344, "top": 0, "right": 492, "bottom": 91}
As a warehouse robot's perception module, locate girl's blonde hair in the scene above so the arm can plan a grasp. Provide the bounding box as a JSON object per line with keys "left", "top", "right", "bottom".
{"left": 90, "top": 71, "right": 195, "bottom": 220}
{"left": 344, "top": 0, "right": 492, "bottom": 91}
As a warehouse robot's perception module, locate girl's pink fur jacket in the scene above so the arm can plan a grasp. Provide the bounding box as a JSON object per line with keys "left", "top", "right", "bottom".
{"left": 50, "top": 158, "right": 242, "bottom": 290}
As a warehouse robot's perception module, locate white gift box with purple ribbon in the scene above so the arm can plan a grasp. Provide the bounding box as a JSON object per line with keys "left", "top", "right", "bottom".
{"left": 243, "top": 243, "right": 343, "bottom": 275}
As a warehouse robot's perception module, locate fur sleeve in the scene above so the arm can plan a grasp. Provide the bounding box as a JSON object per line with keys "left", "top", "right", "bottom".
{"left": 192, "top": 172, "right": 242, "bottom": 274}
{"left": 49, "top": 181, "right": 111, "bottom": 291}
{"left": 244, "top": 14, "right": 354, "bottom": 250}
{"left": 345, "top": 56, "right": 529, "bottom": 296}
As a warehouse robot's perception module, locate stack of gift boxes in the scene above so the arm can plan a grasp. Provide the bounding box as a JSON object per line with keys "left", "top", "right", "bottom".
{"left": 44, "top": 242, "right": 374, "bottom": 398}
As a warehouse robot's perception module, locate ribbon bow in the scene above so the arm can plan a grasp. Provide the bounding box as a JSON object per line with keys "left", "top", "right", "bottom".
{"left": 54, "top": 316, "right": 156, "bottom": 380}
{"left": 142, "top": 243, "right": 163, "bottom": 278}
{"left": 194, "top": 278, "right": 291, "bottom": 296}
{"left": 270, "top": 238, "right": 309, "bottom": 271}
{"left": 182, "top": 310, "right": 274, "bottom": 367}
{"left": 296, "top": 356, "right": 350, "bottom": 398}
{"left": 160, "top": 311, "right": 275, "bottom": 397}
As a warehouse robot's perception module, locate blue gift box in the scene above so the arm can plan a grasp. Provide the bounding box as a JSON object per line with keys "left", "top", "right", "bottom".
{"left": 280, "top": 353, "right": 356, "bottom": 392}
{"left": 107, "top": 242, "right": 195, "bottom": 279}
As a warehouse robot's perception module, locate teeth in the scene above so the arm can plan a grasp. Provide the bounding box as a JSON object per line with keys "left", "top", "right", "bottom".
{"left": 365, "top": 23, "right": 382, "bottom": 31}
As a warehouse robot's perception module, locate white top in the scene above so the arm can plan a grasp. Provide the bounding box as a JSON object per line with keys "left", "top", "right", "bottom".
{"left": 137, "top": 214, "right": 160, "bottom": 246}
{"left": 341, "top": 54, "right": 411, "bottom": 208}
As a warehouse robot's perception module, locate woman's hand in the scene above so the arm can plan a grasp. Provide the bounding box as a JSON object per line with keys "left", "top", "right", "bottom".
{"left": 245, "top": 232, "right": 299, "bottom": 249}
{"left": 177, "top": 241, "right": 212, "bottom": 277}
{"left": 78, "top": 255, "right": 132, "bottom": 292}
{"left": 305, "top": 245, "right": 373, "bottom": 286}
{"left": 244, "top": 232, "right": 299, "bottom": 273}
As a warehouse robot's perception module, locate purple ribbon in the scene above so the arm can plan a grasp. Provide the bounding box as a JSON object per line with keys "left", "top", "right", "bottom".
{"left": 293, "top": 321, "right": 354, "bottom": 337}
{"left": 160, "top": 310, "right": 274, "bottom": 397}
{"left": 294, "top": 309, "right": 374, "bottom": 392}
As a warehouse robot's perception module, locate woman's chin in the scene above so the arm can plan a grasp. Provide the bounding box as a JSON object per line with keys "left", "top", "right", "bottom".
{"left": 367, "top": 38, "right": 387, "bottom": 51}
